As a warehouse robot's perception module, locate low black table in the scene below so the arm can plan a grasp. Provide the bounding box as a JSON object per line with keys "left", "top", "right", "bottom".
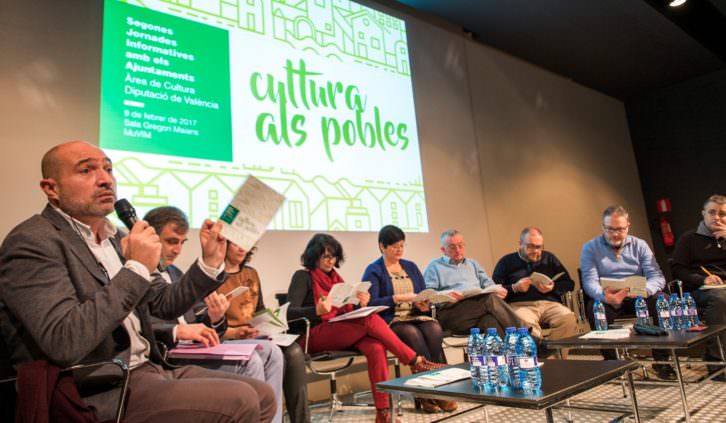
{"left": 544, "top": 324, "right": 726, "bottom": 423}
{"left": 377, "top": 360, "right": 640, "bottom": 423}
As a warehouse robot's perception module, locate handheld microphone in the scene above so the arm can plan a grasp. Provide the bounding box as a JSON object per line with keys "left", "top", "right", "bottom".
{"left": 114, "top": 199, "right": 138, "bottom": 230}
{"left": 114, "top": 199, "right": 166, "bottom": 271}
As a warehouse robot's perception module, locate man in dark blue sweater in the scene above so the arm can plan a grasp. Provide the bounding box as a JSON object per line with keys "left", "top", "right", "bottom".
{"left": 492, "top": 227, "right": 578, "bottom": 348}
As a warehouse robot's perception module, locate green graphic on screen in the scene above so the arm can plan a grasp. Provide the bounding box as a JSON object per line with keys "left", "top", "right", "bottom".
{"left": 99, "top": 0, "right": 428, "bottom": 232}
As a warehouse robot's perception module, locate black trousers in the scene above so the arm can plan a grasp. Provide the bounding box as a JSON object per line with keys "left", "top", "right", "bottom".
{"left": 586, "top": 294, "right": 670, "bottom": 361}
{"left": 691, "top": 288, "right": 726, "bottom": 359}
{"left": 436, "top": 294, "right": 528, "bottom": 338}
{"left": 282, "top": 342, "right": 310, "bottom": 423}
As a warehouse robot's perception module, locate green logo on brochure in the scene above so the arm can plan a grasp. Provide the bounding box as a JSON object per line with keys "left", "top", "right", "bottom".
{"left": 219, "top": 205, "right": 239, "bottom": 224}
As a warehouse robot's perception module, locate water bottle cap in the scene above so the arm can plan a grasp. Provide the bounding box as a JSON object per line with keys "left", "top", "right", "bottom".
{"left": 659, "top": 294, "right": 665, "bottom": 298}
{"left": 684, "top": 292, "right": 691, "bottom": 297}
{"left": 636, "top": 295, "right": 643, "bottom": 300}
{"left": 517, "top": 328, "right": 529, "bottom": 335}
{"left": 486, "top": 328, "right": 497, "bottom": 335}
{"left": 470, "top": 328, "right": 480, "bottom": 334}
{"left": 670, "top": 293, "right": 677, "bottom": 298}
{"left": 505, "top": 327, "right": 516, "bottom": 333}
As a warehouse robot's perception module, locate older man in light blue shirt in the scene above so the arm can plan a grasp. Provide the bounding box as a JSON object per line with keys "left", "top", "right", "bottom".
{"left": 581, "top": 205, "right": 674, "bottom": 380}
{"left": 423, "top": 229, "right": 526, "bottom": 337}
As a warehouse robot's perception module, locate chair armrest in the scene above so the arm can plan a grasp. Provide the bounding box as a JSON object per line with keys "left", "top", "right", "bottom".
{"left": 1, "top": 358, "right": 130, "bottom": 423}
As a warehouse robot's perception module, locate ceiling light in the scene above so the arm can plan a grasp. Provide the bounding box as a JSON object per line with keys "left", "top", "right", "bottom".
{"left": 669, "top": 0, "right": 687, "bottom": 7}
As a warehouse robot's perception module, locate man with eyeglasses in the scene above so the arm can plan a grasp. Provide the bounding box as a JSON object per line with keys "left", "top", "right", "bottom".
{"left": 492, "top": 227, "right": 577, "bottom": 351}
{"left": 672, "top": 194, "right": 726, "bottom": 378}
{"left": 581, "top": 205, "right": 675, "bottom": 380}
{"left": 423, "top": 229, "right": 527, "bottom": 337}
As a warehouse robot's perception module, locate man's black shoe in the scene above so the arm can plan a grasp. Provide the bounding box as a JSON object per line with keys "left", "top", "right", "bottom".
{"left": 652, "top": 364, "right": 677, "bottom": 381}
{"left": 704, "top": 354, "right": 726, "bottom": 382}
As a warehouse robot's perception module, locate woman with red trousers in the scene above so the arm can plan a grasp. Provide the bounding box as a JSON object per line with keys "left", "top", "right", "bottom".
{"left": 287, "top": 233, "right": 444, "bottom": 423}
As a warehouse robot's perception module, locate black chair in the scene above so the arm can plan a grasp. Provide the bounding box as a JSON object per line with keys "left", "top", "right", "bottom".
{"left": 276, "top": 293, "right": 402, "bottom": 421}
{"left": 0, "top": 356, "right": 130, "bottom": 422}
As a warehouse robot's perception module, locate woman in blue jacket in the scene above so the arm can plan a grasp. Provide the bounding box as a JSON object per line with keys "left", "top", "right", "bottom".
{"left": 362, "top": 225, "right": 455, "bottom": 413}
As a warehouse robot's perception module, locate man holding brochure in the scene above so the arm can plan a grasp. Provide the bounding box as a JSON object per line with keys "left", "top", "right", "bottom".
{"left": 492, "top": 227, "right": 577, "bottom": 345}
{"left": 144, "top": 206, "right": 286, "bottom": 423}
{"left": 581, "top": 205, "right": 675, "bottom": 380}
{"left": 0, "top": 141, "right": 274, "bottom": 422}
{"left": 423, "top": 229, "right": 528, "bottom": 337}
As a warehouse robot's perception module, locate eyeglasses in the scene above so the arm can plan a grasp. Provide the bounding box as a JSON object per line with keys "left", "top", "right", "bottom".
{"left": 320, "top": 254, "right": 337, "bottom": 262}
{"left": 603, "top": 226, "right": 629, "bottom": 234}
{"left": 445, "top": 242, "right": 465, "bottom": 250}
{"left": 525, "top": 244, "right": 544, "bottom": 251}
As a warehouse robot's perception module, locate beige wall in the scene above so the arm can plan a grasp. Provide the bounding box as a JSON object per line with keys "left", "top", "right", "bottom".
{"left": 465, "top": 40, "right": 652, "bottom": 286}
{"left": 0, "top": 0, "right": 652, "bottom": 308}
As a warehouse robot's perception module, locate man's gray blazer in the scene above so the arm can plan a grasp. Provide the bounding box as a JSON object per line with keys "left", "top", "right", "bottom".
{"left": 0, "top": 205, "right": 223, "bottom": 373}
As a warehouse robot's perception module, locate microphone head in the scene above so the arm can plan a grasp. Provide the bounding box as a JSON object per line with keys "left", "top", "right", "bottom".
{"left": 114, "top": 199, "right": 137, "bottom": 230}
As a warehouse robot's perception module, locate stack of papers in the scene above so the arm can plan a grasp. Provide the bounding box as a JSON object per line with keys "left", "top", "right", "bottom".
{"left": 167, "top": 342, "right": 259, "bottom": 361}
{"left": 249, "top": 302, "right": 300, "bottom": 346}
{"left": 700, "top": 284, "right": 726, "bottom": 290}
{"left": 404, "top": 367, "right": 471, "bottom": 387}
{"left": 579, "top": 329, "right": 632, "bottom": 340}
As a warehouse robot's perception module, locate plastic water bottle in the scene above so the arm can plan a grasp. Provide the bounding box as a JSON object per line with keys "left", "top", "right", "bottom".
{"left": 682, "top": 293, "right": 700, "bottom": 328}
{"left": 635, "top": 296, "right": 650, "bottom": 325}
{"left": 481, "top": 328, "right": 499, "bottom": 389}
{"left": 669, "top": 293, "right": 683, "bottom": 330}
{"left": 484, "top": 328, "right": 508, "bottom": 389}
{"left": 516, "top": 327, "right": 542, "bottom": 392}
{"left": 467, "top": 328, "right": 483, "bottom": 387}
{"left": 503, "top": 327, "right": 521, "bottom": 389}
{"left": 656, "top": 294, "right": 673, "bottom": 330}
{"left": 593, "top": 300, "right": 608, "bottom": 331}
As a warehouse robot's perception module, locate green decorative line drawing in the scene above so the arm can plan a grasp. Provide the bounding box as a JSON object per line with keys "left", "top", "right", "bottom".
{"left": 112, "top": 155, "right": 428, "bottom": 232}
{"left": 123, "top": 0, "right": 411, "bottom": 76}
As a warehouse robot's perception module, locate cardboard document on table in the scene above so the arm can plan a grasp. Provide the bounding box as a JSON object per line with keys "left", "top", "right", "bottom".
{"left": 328, "top": 306, "right": 388, "bottom": 323}
{"left": 530, "top": 272, "right": 565, "bottom": 289}
{"left": 328, "top": 281, "right": 372, "bottom": 307}
{"left": 600, "top": 276, "right": 647, "bottom": 297}
{"left": 249, "top": 302, "right": 299, "bottom": 347}
{"left": 404, "top": 367, "right": 471, "bottom": 388}
{"left": 580, "top": 328, "right": 632, "bottom": 340}
{"left": 219, "top": 175, "right": 285, "bottom": 251}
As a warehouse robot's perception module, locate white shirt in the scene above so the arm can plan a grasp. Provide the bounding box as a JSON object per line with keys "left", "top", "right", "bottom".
{"left": 54, "top": 206, "right": 222, "bottom": 369}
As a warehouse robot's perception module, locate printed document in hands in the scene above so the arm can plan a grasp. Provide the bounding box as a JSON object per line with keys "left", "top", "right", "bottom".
{"left": 530, "top": 272, "right": 565, "bottom": 288}
{"left": 328, "top": 281, "right": 372, "bottom": 307}
{"left": 410, "top": 289, "right": 460, "bottom": 304}
{"left": 458, "top": 284, "right": 504, "bottom": 299}
{"left": 219, "top": 175, "right": 285, "bottom": 251}
{"left": 600, "top": 276, "right": 647, "bottom": 297}
{"left": 249, "top": 303, "right": 299, "bottom": 347}
{"left": 328, "top": 306, "right": 388, "bottom": 323}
